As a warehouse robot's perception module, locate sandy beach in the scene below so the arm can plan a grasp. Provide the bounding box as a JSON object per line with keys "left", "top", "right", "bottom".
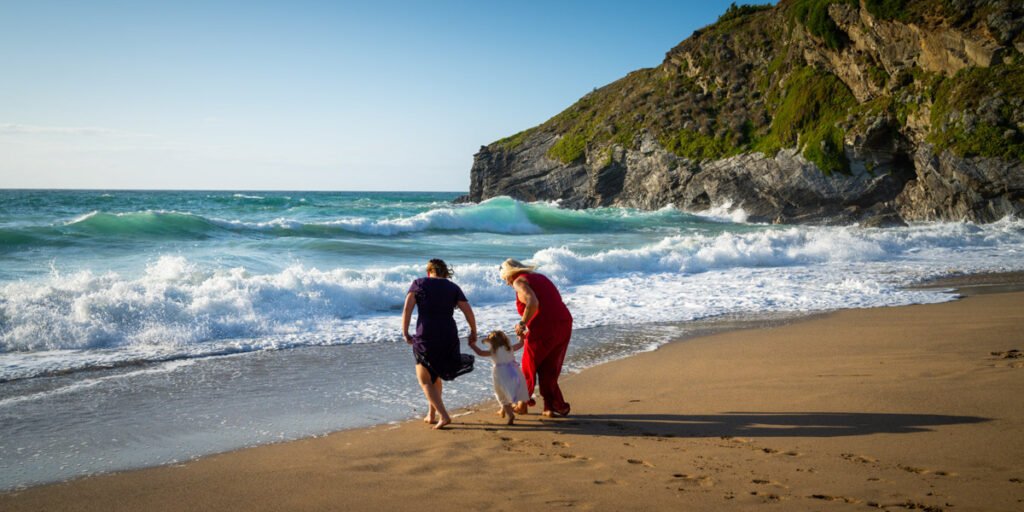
{"left": 3, "top": 281, "right": 1023, "bottom": 511}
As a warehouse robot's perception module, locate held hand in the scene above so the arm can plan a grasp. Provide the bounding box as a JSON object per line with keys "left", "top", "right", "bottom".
{"left": 514, "top": 321, "right": 527, "bottom": 338}
{"left": 468, "top": 331, "right": 478, "bottom": 345}
{"left": 403, "top": 331, "right": 413, "bottom": 345}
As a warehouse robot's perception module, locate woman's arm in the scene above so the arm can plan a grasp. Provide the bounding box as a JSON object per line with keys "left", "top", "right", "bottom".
{"left": 400, "top": 292, "right": 416, "bottom": 344}
{"left": 456, "top": 300, "right": 478, "bottom": 345}
{"left": 513, "top": 277, "right": 539, "bottom": 338}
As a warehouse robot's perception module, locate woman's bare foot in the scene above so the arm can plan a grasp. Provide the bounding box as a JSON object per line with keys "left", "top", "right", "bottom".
{"left": 423, "top": 414, "right": 435, "bottom": 424}
{"left": 541, "top": 403, "right": 571, "bottom": 418}
{"left": 433, "top": 416, "right": 451, "bottom": 430}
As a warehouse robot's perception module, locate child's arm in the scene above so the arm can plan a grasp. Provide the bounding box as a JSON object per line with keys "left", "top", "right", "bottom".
{"left": 510, "top": 339, "right": 524, "bottom": 352}
{"left": 468, "top": 343, "right": 491, "bottom": 357}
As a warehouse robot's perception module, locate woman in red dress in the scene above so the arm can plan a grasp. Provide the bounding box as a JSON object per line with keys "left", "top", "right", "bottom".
{"left": 499, "top": 259, "right": 572, "bottom": 417}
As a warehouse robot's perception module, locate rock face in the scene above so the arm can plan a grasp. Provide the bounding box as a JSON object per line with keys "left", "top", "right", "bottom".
{"left": 462, "top": 0, "right": 1024, "bottom": 224}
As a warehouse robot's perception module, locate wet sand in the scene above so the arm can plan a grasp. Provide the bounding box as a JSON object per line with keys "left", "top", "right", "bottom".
{"left": 3, "top": 285, "right": 1023, "bottom": 511}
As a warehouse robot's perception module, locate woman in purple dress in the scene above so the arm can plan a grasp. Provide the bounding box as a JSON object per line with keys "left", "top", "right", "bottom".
{"left": 401, "top": 259, "right": 477, "bottom": 429}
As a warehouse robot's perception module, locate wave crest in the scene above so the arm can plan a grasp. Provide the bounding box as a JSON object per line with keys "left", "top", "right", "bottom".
{"left": 5, "top": 197, "right": 712, "bottom": 243}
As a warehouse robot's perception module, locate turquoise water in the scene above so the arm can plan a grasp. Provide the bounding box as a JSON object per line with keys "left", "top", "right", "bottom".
{"left": 0, "top": 189, "right": 746, "bottom": 368}
{"left": 2, "top": 189, "right": 1024, "bottom": 490}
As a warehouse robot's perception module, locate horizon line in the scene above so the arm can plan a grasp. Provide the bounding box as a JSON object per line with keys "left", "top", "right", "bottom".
{"left": 0, "top": 187, "right": 470, "bottom": 194}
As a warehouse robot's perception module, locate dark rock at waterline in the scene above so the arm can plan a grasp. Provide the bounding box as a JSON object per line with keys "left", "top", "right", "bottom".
{"left": 461, "top": 1, "right": 1024, "bottom": 225}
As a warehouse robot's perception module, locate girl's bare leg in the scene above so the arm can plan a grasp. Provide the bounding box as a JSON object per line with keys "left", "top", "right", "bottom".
{"left": 503, "top": 403, "right": 515, "bottom": 425}
{"left": 416, "top": 365, "right": 450, "bottom": 429}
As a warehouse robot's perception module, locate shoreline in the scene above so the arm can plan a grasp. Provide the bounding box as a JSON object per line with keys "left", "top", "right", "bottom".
{"left": 3, "top": 275, "right": 1024, "bottom": 510}
{"left": 0, "top": 309, "right": 826, "bottom": 492}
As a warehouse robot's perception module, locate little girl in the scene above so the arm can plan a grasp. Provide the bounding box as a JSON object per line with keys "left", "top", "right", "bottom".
{"left": 470, "top": 330, "right": 530, "bottom": 425}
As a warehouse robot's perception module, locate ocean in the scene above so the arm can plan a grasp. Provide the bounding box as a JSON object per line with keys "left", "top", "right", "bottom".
{"left": 1, "top": 189, "right": 1023, "bottom": 490}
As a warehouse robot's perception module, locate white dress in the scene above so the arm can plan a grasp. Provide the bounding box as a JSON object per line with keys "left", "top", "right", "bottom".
{"left": 491, "top": 345, "right": 530, "bottom": 406}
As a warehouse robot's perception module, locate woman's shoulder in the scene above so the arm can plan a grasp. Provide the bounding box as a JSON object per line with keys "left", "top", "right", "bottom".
{"left": 408, "top": 277, "right": 429, "bottom": 294}
{"left": 413, "top": 277, "right": 464, "bottom": 294}
{"left": 522, "top": 272, "right": 550, "bottom": 285}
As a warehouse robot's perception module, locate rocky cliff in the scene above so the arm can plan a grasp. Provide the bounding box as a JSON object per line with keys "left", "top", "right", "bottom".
{"left": 461, "top": 0, "right": 1024, "bottom": 225}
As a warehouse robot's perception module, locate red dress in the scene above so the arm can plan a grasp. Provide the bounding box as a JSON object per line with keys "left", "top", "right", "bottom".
{"left": 516, "top": 273, "right": 572, "bottom": 413}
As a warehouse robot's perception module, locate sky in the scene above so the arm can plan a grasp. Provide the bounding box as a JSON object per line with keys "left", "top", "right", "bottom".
{"left": 0, "top": 0, "right": 750, "bottom": 191}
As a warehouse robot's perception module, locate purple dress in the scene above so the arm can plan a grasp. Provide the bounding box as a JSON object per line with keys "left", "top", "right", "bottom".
{"left": 408, "top": 277, "right": 474, "bottom": 382}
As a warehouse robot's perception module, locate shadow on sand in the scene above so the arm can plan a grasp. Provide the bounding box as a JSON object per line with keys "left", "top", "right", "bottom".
{"left": 453, "top": 411, "right": 990, "bottom": 438}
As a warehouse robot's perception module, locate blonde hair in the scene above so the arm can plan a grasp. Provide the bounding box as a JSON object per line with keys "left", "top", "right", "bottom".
{"left": 485, "top": 330, "right": 512, "bottom": 351}
{"left": 426, "top": 258, "right": 453, "bottom": 278}
{"left": 499, "top": 258, "right": 536, "bottom": 282}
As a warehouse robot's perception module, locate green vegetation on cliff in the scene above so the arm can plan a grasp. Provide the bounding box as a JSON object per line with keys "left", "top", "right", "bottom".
{"left": 487, "top": 0, "right": 1023, "bottom": 176}
{"left": 541, "top": 69, "right": 654, "bottom": 164}
{"left": 756, "top": 66, "right": 857, "bottom": 175}
{"left": 718, "top": 2, "right": 773, "bottom": 23}
{"left": 660, "top": 128, "right": 741, "bottom": 162}
{"left": 929, "top": 61, "right": 1024, "bottom": 159}
{"left": 785, "top": 0, "right": 857, "bottom": 49}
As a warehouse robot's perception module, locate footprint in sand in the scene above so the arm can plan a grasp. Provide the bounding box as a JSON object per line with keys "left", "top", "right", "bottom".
{"left": 752, "top": 478, "right": 789, "bottom": 489}
{"left": 842, "top": 453, "right": 878, "bottom": 464}
{"left": 990, "top": 349, "right": 1022, "bottom": 359}
{"left": 898, "top": 464, "right": 929, "bottom": 474}
{"left": 749, "top": 490, "right": 783, "bottom": 502}
{"left": 870, "top": 499, "right": 947, "bottom": 510}
{"left": 551, "top": 440, "right": 570, "bottom": 448}
{"left": 785, "top": 451, "right": 801, "bottom": 457}
{"left": 672, "top": 473, "right": 715, "bottom": 488}
{"left": 627, "top": 458, "right": 654, "bottom": 467}
{"left": 809, "top": 494, "right": 861, "bottom": 504}
{"left": 991, "top": 351, "right": 1024, "bottom": 367}
{"left": 593, "top": 478, "right": 619, "bottom": 485}
{"left": 557, "top": 453, "right": 590, "bottom": 461}
{"left": 761, "top": 448, "right": 779, "bottom": 454}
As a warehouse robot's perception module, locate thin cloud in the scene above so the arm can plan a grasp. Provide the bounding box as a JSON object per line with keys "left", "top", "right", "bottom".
{"left": 0, "top": 123, "right": 153, "bottom": 138}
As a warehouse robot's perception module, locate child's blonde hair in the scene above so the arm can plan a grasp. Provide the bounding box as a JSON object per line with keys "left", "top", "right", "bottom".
{"left": 485, "top": 330, "right": 512, "bottom": 351}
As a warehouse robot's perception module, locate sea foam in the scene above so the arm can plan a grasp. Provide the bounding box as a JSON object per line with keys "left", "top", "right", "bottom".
{"left": 3, "top": 217, "right": 1023, "bottom": 381}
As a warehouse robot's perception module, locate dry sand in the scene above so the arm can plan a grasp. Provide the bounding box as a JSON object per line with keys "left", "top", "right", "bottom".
{"left": 2, "top": 286, "right": 1023, "bottom": 511}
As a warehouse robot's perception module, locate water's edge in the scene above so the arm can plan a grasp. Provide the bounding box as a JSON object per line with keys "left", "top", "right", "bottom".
{"left": 6, "top": 274, "right": 998, "bottom": 493}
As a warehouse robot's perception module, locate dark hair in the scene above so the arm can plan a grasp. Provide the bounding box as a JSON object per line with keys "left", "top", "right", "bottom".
{"left": 426, "top": 258, "right": 453, "bottom": 278}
